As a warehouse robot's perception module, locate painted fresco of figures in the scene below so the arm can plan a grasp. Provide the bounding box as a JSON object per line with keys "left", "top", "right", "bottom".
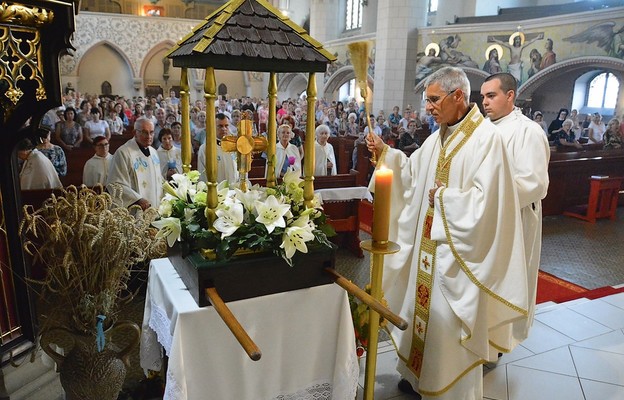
{"left": 564, "top": 22, "right": 624, "bottom": 59}
{"left": 527, "top": 48, "right": 542, "bottom": 78}
{"left": 415, "top": 45, "right": 442, "bottom": 84}
{"left": 483, "top": 45, "right": 503, "bottom": 75}
{"left": 540, "top": 38, "right": 557, "bottom": 69}
{"left": 488, "top": 32, "right": 544, "bottom": 83}
{"left": 438, "top": 34, "right": 479, "bottom": 68}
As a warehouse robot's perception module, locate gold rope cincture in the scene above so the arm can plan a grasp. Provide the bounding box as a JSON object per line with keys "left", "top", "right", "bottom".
{"left": 406, "top": 107, "right": 482, "bottom": 379}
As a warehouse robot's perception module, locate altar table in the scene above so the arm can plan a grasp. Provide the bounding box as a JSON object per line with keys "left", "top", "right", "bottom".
{"left": 140, "top": 258, "right": 359, "bottom": 400}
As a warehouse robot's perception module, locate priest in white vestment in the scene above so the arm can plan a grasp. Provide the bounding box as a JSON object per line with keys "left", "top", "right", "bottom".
{"left": 17, "top": 139, "right": 62, "bottom": 190}
{"left": 270, "top": 124, "right": 302, "bottom": 178}
{"left": 480, "top": 73, "right": 550, "bottom": 345}
{"left": 367, "top": 67, "right": 528, "bottom": 400}
{"left": 197, "top": 113, "right": 238, "bottom": 184}
{"left": 314, "top": 124, "right": 337, "bottom": 176}
{"left": 83, "top": 136, "right": 113, "bottom": 187}
{"left": 107, "top": 119, "right": 163, "bottom": 210}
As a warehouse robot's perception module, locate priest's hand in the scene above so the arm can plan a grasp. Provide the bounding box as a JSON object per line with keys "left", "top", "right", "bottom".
{"left": 136, "top": 198, "right": 151, "bottom": 210}
{"left": 428, "top": 180, "right": 444, "bottom": 208}
{"left": 366, "top": 133, "right": 384, "bottom": 159}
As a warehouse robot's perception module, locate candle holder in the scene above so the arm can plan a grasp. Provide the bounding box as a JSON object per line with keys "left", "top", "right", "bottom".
{"left": 359, "top": 239, "right": 401, "bottom": 400}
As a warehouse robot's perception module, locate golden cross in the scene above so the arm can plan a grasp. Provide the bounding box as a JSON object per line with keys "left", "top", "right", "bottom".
{"left": 220, "top": 113, "right": 267, "bottom": 191}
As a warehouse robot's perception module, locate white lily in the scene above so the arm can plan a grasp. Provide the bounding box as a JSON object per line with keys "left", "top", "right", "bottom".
{"left": 254, "top": 195, "right": 290, "bottom": 234}
{"left": 152, "top": 217, "right": 181, "bottom": 247}
{"left": 234, "top": 187, "right": 263, "bottom": 212}
{"left": 214, "top": 202, "right": 244, "bottom": 238}
{"left": 170, "top": 173, "right": 192, "bottom": 200}
{"left": 280, "top": 215, "right": 315, "bottom": 259}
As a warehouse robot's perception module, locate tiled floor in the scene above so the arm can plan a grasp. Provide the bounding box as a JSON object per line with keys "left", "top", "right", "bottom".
{"left": 345, "top": 209, "right": 624, "bottom": 399}
{"left": 357, "top": 291, "right": 624, "bottom": 400}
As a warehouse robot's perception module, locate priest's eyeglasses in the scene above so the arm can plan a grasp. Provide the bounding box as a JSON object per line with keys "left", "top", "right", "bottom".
{"left": 425, "top": 89, "right": 458, "bottom": 106}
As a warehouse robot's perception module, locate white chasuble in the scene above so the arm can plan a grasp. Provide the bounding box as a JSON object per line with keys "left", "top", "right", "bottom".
{"left": 371, "top": 105, "right": 528, "bottom": 399}
{"left": 107, "top": 138, "right": 163, "bottom": 208}
{"left": 490, "top": 107, "right": 550, "bottom": 345}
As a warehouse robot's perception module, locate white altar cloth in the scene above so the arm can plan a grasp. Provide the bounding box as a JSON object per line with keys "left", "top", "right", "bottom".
{"left": 315, "top": 186, "right": 372, "bottom": 203}
{"left": 140, "top": 258, "right": 359, "bottom": 400}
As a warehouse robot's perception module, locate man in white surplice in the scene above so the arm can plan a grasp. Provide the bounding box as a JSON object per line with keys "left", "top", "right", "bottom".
{"left": 107, "top": 119, "right": 163, "bottom": 210}
{"left": 197, "top": 113, "right": 238, "bottom": 184}
{"left": 480, "top": 73, "right": 550, "bottom": 345}
{"left": 366, "top": 67, "right": 528, "bottom": 400}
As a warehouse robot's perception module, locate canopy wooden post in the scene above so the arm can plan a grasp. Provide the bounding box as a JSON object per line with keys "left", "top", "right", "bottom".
{"left": 204, "top": 66, "right": 217, "bottom": 226}
{"left": 303, "top": 72, "right": 316, "bottom": 208}
{"left": 266, "top": 72, "right": 278, "bottom": 188}
{"left": 180, "top": 68, "right": 192, "bottom": 173}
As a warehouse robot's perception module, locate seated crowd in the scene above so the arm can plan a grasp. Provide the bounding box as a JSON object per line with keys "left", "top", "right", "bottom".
{"left": 22, "top": 89, "right": 432, "bottom": 193}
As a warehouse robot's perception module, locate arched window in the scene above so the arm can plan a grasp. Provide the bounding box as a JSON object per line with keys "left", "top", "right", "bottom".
{"left": 345, "top": 0, "right": 362, "bottom": 31}
{"left": 587, "top": 72, "right": 619, "bottom": 109}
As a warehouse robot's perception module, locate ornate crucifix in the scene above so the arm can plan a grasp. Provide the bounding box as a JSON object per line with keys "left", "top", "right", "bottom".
{"left": 220, "top": 113, "right": 267, "bottom": 192}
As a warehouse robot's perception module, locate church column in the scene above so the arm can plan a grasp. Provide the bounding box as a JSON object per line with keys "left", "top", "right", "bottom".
{"left": 372, "top": 0, "right": 426, "bottom": 114}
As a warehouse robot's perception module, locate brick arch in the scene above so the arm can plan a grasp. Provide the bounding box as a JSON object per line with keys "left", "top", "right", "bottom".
{"left": 139, "top": 40, "right": 177, "bottom": 80}
{"left": 76, "top": 40, "right": 134, "bottom": 78}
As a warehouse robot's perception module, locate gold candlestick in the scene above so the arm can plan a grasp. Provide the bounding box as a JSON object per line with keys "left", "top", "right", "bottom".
{"left": 360, "top": 239, "right": 400, "bottom": 400}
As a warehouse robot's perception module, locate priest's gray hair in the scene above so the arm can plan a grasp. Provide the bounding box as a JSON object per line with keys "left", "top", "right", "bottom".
{"left": 424, "top": 66, "right": 470, "bottom": 104}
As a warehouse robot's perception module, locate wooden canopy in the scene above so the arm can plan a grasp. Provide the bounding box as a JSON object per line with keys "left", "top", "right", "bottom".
{"left": 167, "top": 0, "right": 335, "bottom": 72}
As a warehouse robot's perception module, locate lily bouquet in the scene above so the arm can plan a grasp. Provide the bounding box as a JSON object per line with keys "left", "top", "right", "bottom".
{"left": 153, "top": 169, "right": 335, "bottom": 266}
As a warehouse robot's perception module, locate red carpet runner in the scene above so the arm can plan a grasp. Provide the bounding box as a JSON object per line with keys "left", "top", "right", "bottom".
{"left": 537, "top": 270, "right": 624, "bottom": 304}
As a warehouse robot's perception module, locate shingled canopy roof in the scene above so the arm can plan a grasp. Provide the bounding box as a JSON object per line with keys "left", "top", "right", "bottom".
{"left": 167, "top": 0, "right": 336, "bottom": 73}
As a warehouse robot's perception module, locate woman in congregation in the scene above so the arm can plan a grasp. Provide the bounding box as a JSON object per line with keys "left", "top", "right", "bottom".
{"left": 36, "top": 127, "right": 67, "bottom": 177}
{"left": 156, "top": 128, "right": 183, "bottom": 180}
{"left": 313, "top": 124, "right": 337, "bottom": 176}
{"left": 532, "top": 111, "right": 548, "bottom": 136}
{"left": 603, "top": 118, "right": 622, "bottom": 150}
{"left": 105, "top": 106, "right": 124, "bottom": 136}
{"left": 554, "top": 119, "right": 583, "bottom": 150}
{"left": 17, "top": 138, "right": 62, "bottom": 190}
{"left": 272, "top": 124, "right": 302, "bottom": 178}
{"left": 55, "top": 106, "right": 83, "bottom": 151}
{"left": 82, "top": 135, "right": 113, "bottom": 187}
{"left": 345, "top": 112, "right": 359, "bottom": 137}
{"left": 83, "top": 107, "right": 111, "bottom": 145}
{"left": 587, "top": 112, "right": 605, "bottom": 145}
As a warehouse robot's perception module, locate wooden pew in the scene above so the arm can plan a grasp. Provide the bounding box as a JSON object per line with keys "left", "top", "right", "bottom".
{"left": 544, "top": 148, "right": 624, "bottom": 216}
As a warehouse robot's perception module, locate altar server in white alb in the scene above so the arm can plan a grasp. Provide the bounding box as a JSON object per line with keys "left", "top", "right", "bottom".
{"left": 366, "top": 67, "right": 528, "bottom": 400}
{"left": 82, "top": 135, "right": 113, "bottom": 187}
{"left": 480, "top": 72, "right": 550, "bottom": 344}
{"left": 17, "top": 138, "right": 62, "bottom": 190}
{"left": 107, "top": 119, "right": 163, "bottom": 210}
{"left": 314, "top": 124, "right": 337, "bottom": 176}
{"left": 272, "top": 124, "right": 302, "bottom": 177}
{"left": 198, "top": 113, "right": 238, "bottom": 184}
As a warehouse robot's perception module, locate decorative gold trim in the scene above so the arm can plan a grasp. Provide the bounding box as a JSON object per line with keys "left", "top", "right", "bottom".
{"left": 0, "top": 2, "right": 54, "bottom": 27}
{"left": 0, "top": 26, "right": 46, "bottom": 105}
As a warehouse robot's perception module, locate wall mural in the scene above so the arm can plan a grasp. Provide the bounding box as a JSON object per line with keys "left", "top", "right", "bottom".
{"left": 413, "top": 13, "right": 624, "bottom": 88}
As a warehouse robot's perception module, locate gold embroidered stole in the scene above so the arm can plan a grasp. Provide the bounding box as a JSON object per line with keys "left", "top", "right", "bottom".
{"left": 406, "top": 106, "right": 483, "bottom": 378}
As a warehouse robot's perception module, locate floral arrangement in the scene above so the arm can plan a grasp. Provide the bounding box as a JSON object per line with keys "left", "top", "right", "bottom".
{"left": 349, "top": 285, "right": 389, "bottom": 357}
{"left": 20, "top": 185, "right": 165, "bottom": 334}
{"left": 153, "top": 169, "right": 335, "bottom": 266}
